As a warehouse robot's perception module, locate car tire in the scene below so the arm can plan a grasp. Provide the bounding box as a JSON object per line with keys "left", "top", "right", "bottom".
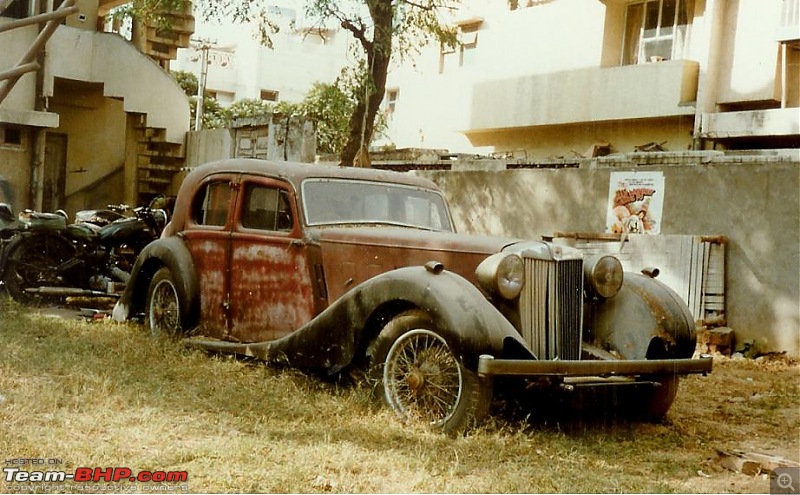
{"left": 368, "top": 310, "right": 491, "bottom": 435}
{"left": 146, "top": 267, "right": 182, "bottom": 337}
{"left": 643, "top": 375, "right": 680, "bottom": 420}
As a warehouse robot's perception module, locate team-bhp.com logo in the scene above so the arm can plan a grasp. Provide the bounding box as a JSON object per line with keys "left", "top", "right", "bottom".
{"left": 4, "top": 467, "right": 188, "bottom": 483}
{"left": 4, "top": 460, "right": 189, "bottom": 492}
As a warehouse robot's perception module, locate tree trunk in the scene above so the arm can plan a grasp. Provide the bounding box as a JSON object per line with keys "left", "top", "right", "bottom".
{"left": 339, "top": 0, "right": 393, "bottom": 167}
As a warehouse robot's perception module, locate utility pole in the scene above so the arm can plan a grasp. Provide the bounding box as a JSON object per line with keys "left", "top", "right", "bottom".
{"left": 191, "top": 38, "right": 213, "bottom": 131}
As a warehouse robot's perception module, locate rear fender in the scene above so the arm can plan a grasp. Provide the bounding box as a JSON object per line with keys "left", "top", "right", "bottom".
{"left": 187, "top": 265, "right": 532, "bottom": 373}
{"left": 111, "top": 236, "right": 199, "bottom": 330}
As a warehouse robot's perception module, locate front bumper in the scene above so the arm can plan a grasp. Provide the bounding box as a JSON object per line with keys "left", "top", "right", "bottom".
{"left": 477, "top": 354, "right": 713, "bottom": 378}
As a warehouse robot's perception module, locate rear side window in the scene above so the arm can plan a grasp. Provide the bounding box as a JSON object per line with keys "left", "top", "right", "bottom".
{"left": 192, "top": 181, "right": 231, "bottom": 226}
{"left": 241, "top": 184, "right": 293, "bottom": 232}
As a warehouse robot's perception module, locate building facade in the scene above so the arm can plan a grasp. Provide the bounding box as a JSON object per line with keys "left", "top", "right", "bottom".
{"left": 381, "top": 0, "right": 800, "bottom": 158}
{"left": 172, "top": 5, "right": 352, "bottom": 108}
{"left": 0, "top": 0, "right": 192, "bottom": 214}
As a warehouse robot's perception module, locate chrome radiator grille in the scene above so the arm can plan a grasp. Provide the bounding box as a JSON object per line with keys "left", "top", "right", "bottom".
{"left": 519, "top": 257, "right": 584, "bottom": 360}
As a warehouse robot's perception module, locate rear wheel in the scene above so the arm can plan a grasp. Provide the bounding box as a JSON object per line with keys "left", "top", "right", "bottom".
{"left": 369, "top": 310, "right": 491, "bottom": 435}
{"left": 2, "top": 233, "right": 75, "bottom": 304}
{"left": 146, "top": 267, "right": 182, "bottom": 337}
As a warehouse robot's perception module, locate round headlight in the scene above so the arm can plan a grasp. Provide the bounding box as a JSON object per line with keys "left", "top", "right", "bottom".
{"left": 584, "top": 255, "right": 624, "bottom": 299}
{"left": 476, "top": 253, "right": 525, "bottom": 300}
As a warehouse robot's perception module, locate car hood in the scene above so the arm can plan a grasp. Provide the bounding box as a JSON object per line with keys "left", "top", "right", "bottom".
{"left": 308, "top": 226, "right": 522, "bottom": 301}
{"left": 312, "top": 226, "right": 520, "bottom": 255}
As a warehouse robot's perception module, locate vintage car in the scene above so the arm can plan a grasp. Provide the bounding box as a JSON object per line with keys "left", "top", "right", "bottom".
{"left": 112, "top": 159, "right": 712, "bottom": 433}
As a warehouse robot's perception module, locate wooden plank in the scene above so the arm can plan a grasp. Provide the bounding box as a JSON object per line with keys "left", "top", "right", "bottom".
{"left": 716, "top": 449, "right": 800, "bottom": 475}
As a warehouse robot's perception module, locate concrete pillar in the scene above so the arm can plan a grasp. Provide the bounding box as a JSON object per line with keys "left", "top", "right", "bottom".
{"left": 691, "top": 0, "right": 726, "bottom": 149}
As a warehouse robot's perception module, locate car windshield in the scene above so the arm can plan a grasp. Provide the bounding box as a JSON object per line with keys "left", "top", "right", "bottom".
{"left": 302, "top": 178, "right": 454, "bottom": 232}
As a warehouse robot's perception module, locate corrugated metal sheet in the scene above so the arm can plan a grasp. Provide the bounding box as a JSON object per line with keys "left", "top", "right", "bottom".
{"left": 552, "top": 233, "right": 726, "bottom": 326}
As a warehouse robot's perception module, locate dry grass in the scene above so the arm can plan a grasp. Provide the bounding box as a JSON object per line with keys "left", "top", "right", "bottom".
{"left": 1, "top": 297, "right": 797, "bottom": 493}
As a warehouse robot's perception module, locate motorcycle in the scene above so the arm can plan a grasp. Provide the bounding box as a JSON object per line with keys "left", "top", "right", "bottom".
{"left": 0, "top": 201, "right": 167, "bottom": 303}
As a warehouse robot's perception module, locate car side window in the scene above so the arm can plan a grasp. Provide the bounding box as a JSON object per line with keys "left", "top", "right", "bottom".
{"left": 241, "top": 184, "right": 293, "bottom": 232}
{"left": 192, "top": 181, "right": 231, "bottom": 226}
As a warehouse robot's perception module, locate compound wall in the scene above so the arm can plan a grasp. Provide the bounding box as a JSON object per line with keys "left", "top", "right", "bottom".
{"left": 421, "top": 152, "right": 800, "bottom": 356}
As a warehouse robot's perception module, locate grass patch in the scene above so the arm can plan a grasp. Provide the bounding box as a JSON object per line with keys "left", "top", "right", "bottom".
{"left": 1, "top": 297, "right": 797, "bottom": 493}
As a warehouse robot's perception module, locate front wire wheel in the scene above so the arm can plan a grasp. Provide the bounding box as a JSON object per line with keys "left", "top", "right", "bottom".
{"left": 384, "top": 329, "right": 464, "bottom": 426}
{"left": 371, "top": 311, "right": 491, "bottom": 435}
{"left": 146, "top": 267, "right": 182, "bottom": 337}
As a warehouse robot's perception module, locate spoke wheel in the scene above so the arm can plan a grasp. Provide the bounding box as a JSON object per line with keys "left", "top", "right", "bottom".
{"left": 384, "top": 329, "right": 464, "bottom": 426}
{"left": 3, "top": 233, "right": 75, "bottom": 303}
{"left": 369, "top": 310, "right": 491, "bottom": 435}
{"left": 147, "top": 267, "right": 182, "bottom": 337}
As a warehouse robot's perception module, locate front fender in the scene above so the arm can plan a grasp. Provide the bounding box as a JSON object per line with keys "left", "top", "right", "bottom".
{"left": 111, "top": 236, "right": 199, "bottom": 330}
{"left": 186, "top": 265, "right": 532, "bottom": 372}
{"left": 586, "top": 272, "right": 697, "bottom": 360}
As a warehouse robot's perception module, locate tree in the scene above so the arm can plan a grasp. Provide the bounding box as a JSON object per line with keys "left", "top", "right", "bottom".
{"left": 302, "top": 0, "right": 458, "bottom": 166}
{"left": 130, "top": 0, "right": 458, "bottom": 164}
{"left": 192, "top": 0, "right": 458, "bottom": 166}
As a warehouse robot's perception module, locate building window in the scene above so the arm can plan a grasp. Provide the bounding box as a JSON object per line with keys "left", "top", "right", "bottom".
{"left": 781, "top": 0, "right": 799, "bottom": 29}
{"left": 439, "top": 21, "right": 481, "bottom": 73}
{"left": 1, "top": 126, "right": 23, "bottom": 146}
{"left": 622, "top": 0, "right": 693, "bottom": 65}
{"left": 459, "top": 25, "right": 479, "bottom": 67}
{"left": 385, "top": 89, "right": 399, "bottom": 117}
{"left": 3, "top": 0, "right": 31, "bottom": 19}
{"left": 260, "top": 90, "right": 279, "bottom": 102}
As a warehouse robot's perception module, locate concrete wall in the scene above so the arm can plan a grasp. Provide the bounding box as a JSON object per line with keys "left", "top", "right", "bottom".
{"left": 419, "top": 152, "right": 800, "bottom": 356}
{"left": 185, "top": 116, "right": 316, "bottom": 170}
{"left": 49, "top": 89, "right": 127, "bottom": 214}
{"left": 0, "top": 130, "right": 32, "bottom": 212}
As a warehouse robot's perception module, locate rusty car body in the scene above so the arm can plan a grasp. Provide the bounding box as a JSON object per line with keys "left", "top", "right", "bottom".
{"left": 113, "top": 159, "right": 711, "bottom": 433}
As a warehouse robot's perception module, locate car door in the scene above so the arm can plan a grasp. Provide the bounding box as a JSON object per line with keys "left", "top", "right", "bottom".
{"left": 227, "top": 176, "right": 316, "bottom": 342}
{"left": 181, "top": 174, "right": 236, "bottom": 338}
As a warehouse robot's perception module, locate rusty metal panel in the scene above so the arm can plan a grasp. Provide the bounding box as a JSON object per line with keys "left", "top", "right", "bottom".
{"left": 316, "top": 227, "right": 507, "bottom": 302}
{"left": 183, "top": 233, "right": 229, "bottom": 338}
{"left": 228, "top": 236, "right": 315, "bottom": 342}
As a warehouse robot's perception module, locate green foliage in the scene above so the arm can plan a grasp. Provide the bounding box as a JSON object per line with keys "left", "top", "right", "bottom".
{"left": 171, "top": 70, "right": 198, "bottom": 97}
{"left": 109, "top": 0, "right": 191, "bottom": 31}
{"left": 299, "top": 82, "right": 353, "bottom": 155}
{"left": 190, "top": 0, "right": 459, "bottom": 164}
{"left": 189, "top": 95, "right": 230, "bottom": 130}
{"left": 227, "top": 98, "right": 274, "bottom": 120}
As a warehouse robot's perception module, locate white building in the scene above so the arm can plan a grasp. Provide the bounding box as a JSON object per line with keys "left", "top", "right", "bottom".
{"left": 173, "top": 4, "right": 352, "bottom": 107}
{"left": 381, "top": 0, "right": 800, "bottom": 158}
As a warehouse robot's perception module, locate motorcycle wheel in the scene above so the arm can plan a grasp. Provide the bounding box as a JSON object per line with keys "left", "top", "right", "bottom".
{"left": 2, "top": 233, "right": 76, "bottom": 304}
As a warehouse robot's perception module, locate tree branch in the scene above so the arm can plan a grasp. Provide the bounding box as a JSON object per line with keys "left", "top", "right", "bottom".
{"left": 340, "top": 18, "right": 372, "bottom": 52}
{"left": 397, "top": 0, "right": 456, "bottom": 11}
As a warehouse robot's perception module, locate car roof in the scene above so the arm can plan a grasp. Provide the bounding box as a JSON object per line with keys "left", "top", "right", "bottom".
{"left": 181, "top": 159, "right": 443, "bottom": 192}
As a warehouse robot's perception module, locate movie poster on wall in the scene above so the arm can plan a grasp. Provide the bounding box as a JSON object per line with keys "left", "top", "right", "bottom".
{"left": 606, "top": 171, "right": 665, "bottom": 235}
